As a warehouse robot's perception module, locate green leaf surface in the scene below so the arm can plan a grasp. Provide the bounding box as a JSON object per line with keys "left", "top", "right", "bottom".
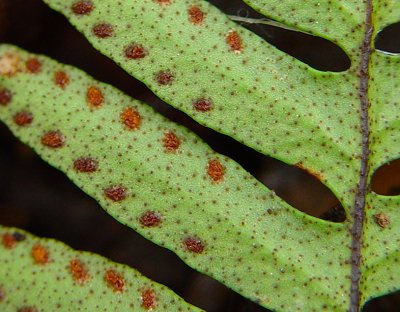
{"left": 40, "top": 0, "right": 367, "bottom": 210}
{"left": 0, "top": 45, "right": 350, "bottom": 312}
{"left": 0, "top": 225, "right": 202, "bottom": 311}
{"left": 1, "top": 0, "right": 400, "bottom": 309}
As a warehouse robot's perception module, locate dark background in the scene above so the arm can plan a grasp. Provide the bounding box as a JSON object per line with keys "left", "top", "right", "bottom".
{"left": 0, "top": 0, "right": 399, "bottom": 311}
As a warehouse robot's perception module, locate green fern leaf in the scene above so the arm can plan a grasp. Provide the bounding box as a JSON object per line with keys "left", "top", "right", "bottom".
{"left": 0, "top": 0, "right": 399, "bottom": 310}
{"left": 0, "top": 225, "right": 202, "bottom": 311}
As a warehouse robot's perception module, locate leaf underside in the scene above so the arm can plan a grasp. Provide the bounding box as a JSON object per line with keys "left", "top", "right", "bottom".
{"left": 0, "top": 0, "right": 399, "bottom": 311}
{"left": 0, "top": 225, "right": 202, "bottom": 311}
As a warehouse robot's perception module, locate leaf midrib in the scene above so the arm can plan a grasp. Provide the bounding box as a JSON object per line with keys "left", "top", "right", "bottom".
{"left": 349, "top": 0, "right": 373, "bottom": 311}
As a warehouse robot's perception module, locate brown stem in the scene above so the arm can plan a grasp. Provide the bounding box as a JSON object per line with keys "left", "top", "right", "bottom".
{"left": 349, "top": 1, "right": 373, "bottom": 311}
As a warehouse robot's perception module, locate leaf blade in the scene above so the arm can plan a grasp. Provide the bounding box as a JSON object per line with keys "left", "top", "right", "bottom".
{"left": 0, "top": 225, "right": 202, "bottom": 311}
{"left": 0, "top": 44, "right": 352, "bottom": 312}
{"left": 41, "top": 0, "right": 364, "bottom": 212}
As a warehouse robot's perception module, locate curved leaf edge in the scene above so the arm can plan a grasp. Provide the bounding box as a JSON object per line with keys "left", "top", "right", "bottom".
{"left": 0, "top": 224, "right": 203, "bottom": 311}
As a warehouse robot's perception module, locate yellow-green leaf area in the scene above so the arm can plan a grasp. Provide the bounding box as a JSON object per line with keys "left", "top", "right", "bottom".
{"left": 243, "top": 0, "right": 365, "bottom": 54}
{"left": 0, "top": 45, "right": 352, "bottom": 312}
{"left": 360, "top": 194, "right": 400, "bottom": 304}
{"left": 0, "top": 225, "right": 202, "bottom": 311}
{"left": 42, "top": 0, "right": 365, "bottom": 212}
{"left": 2, "top": 0, "right": 400, "bottom": 309}
{"left": 37, "top": 2, "right": 400, "bottom": 310}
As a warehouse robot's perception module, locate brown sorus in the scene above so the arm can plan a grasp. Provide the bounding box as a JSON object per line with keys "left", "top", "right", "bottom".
{"left": 92, "top": 23, "right": 114, "bottom": 38}
{"left": 104, "top": 186, "right": 127, "bottom": 202}
{"left": 124, "top": 44, "right": 147, "bottom": 59}
{"left": 163, "top": 131, "right": 180, "bottom": 152}
{"left": 86, "top": 86, "right": 104, "bottom": 108}
{"left": 14, "top": 111, "right": 33, "bottom": 126}
{"left": 207, "top": 159, "right": 225, "bottom": 182}
{"left": 73, "top": 157, "right": 98, "bottom": 173}
{"left": 226, "top": 31, "right": 243, "bottom": 53}
{"left": 69, "top": 259, "right": 90, "bottom": 284}
{"left": 54, "top": 71, "right": 70, "bottom": 89}
{"left": 183, "top": 236, "right": 205, "bottom": 253}
{"left": 139, "top": 211, "right": 162, "bottom": 227}
{"left": 188, "top": 6, "right": 205, "bottom": 25}
{"left": 193, "top": 97, "right": 213, "bottom": 112}
{"left": 121, "top": 107, "right": 141, "bottom": 130}
{"left": 0, "top": 88, "right": 12, "bottom": 106}
{"left": 41, "top": 130, "right": 65, "bottom": 148}
{"left": 104, "top": 269, "right": 125, "bottom": 292}
{"left": 31, "top": 244, "right": 50, "bottom": 264}
{"left": 71, "top": 1, "right": 94, "bottom": 15}
{"left": 141, "top": 288, "right": 157, "bottom": 309}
